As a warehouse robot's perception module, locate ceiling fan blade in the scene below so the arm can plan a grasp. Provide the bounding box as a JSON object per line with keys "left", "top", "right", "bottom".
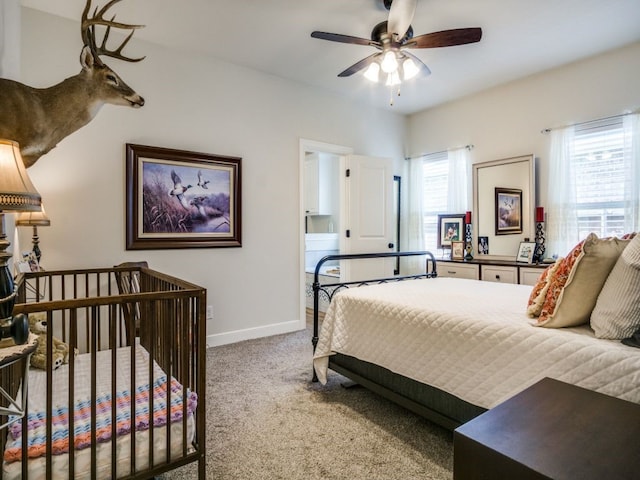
{"left": 311, "top": 31, "right": 377, "bottom": 47}
{"left": 338, "top": 53, "right": 379, "bottom": 77}
{"left": 387, "top": 0, "right": 417, "bottom": 41}
{"left": 402, "top": 51, "right": 431, "bottom": 76}
{"left": 407, "top": 28, "right": 482, "bottom": 48}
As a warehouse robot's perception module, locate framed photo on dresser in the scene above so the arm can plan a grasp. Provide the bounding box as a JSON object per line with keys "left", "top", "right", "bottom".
{"left": 516, "top": 241, "right": 536, "bottom": 263}
{"left": 451, "top": 241, "right": 465, "bottom": 260}
{"left": 437, "top": 213, "right": 465, "bottom": 248}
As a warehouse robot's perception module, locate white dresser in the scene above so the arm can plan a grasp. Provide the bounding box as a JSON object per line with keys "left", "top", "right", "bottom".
{"left": 436, "top": 259, "right": 546, "bottom": 286}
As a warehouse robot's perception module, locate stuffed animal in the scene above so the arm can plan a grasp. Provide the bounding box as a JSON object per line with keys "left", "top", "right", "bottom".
{"left": 28, "top": 313, "right": 75, "bottom": 370}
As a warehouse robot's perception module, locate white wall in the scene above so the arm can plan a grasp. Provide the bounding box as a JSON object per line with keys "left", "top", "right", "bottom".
{"left": 407, "top": 41, "right": 640, "bottom": 215}
{"left": 17, "top": 8, "right": 406, "bottom": 346}
{"left": 15, "top": 8, "right": 640, "bottom": 345}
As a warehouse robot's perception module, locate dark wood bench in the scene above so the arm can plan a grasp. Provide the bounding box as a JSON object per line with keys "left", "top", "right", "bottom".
{"left": 454, "top": 377, "right": 640, "bottom": 479}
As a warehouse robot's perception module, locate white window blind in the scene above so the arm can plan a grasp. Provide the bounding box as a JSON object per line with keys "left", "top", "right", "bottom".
{"left": 572, "top": 117, "right": 626, "bottom": 238}
{"left": 422, "top": 151, "right": 449, "bottom": 250}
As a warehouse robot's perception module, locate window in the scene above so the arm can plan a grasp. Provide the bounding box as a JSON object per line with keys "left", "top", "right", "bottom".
{"left": 573, "top": 118, "right": 626, "bottom": 238}
{"left": 406, "top": 147, "right": 469, "bottom": 260}
{"left": 548, "top": 113, "right": 639, "bottom": 255}
{"left": 421, "top": 152, "right": 450, "bottom": 251}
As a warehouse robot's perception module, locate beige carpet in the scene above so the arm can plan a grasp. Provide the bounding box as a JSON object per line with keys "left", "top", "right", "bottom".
{"left": 162, "top": 321, "right": 454, "bottom": 479}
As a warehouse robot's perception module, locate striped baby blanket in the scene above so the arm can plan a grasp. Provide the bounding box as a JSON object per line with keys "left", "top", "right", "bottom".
{"left": 4, "top": 345, "right": 198, "bottom": 463}
{"left": 4, "top": 374, "right": 197, "bottom": 462}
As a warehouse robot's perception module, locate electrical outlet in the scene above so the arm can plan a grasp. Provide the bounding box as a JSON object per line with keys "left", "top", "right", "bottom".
{"left": 206, "top": 305, "right": 213, "bottom": 320}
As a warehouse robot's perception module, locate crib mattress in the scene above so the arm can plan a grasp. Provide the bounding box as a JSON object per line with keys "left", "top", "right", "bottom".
{"left": 313, "top": 277, "right": 640, "bottom": 409}
{"left": 3, "top": 345, "right": 196, "bottom": 480}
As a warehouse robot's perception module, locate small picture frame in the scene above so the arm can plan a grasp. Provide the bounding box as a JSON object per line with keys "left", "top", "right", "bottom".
{"left": 437, "top": 213, "right": 466, "bottom": 249}
{"left": 478, "top": 236, "right": 489, "bottom": 255}
{"left": 22, "top": 251, "right": 40, "bottom": 272}
{"left": 15, "top": 260, "right": 31, "bottom": 274}
{"left": 516, "top": 241, "right": 536, "bottom": 264}
{"left": 451, "top": 241, "right": 465, "bottom": 260}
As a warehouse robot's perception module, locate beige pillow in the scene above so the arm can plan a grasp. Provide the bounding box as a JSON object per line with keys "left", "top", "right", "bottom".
{"left": 591, "top": 234, "right": 640, "bottom": 339}
{"left": 536, "top": 233, "right": 629, "bottom": 328}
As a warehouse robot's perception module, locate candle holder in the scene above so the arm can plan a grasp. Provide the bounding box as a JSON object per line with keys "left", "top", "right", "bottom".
{"left": 464, "top": 223, "right": 474, "bottom": 260}
{"left": 534, "top": 221, "right": 546, "bottom": 263}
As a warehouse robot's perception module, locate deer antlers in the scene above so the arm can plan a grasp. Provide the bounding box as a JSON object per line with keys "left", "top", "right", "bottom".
{"left": 81, "top": 0, "right": 145, "bottom": 65}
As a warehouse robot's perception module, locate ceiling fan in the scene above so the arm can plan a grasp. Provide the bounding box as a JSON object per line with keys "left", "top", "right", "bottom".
{"left": 311, "top": 0, "right": 482, "bottom": 86}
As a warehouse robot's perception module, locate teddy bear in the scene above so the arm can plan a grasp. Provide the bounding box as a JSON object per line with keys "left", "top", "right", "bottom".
{"left": 28, "top": 313, "right": 75, "bottom": 371}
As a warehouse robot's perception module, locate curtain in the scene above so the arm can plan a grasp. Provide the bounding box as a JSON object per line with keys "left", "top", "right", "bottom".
{"left": 0, "top": 0, "right": 20, "bottom": 80}
{"left": 403, "top": 155, "right": 425, "bottom": 274}
{"left": 547, "top": 126, "right": 578, "bottom": 257}
{"left": 622, "top": 113, "right": 640, "bottom": 233}
{"left": 447, "top": 147, "right": 469, "bottom": 213}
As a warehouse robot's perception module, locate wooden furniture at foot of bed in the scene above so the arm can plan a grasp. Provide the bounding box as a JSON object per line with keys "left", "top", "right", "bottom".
{"left": 453, "top": 377, "right": 640, "bottom": 480}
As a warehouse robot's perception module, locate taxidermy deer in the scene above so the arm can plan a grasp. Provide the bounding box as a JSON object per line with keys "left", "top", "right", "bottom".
{"left": 0, "top": 0, "right": 145, "bottom": 168}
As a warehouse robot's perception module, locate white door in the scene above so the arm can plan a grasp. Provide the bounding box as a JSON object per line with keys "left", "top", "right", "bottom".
{"left": 341, "top": 154, "right": 395, "bottom": 282}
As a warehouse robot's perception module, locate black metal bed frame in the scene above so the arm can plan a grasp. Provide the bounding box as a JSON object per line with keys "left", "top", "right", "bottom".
{"left": 311, "top": 250, "right": 438, "bottom": 361}
{"left": 311, "top": 251, "right": 486, "bottom": 431}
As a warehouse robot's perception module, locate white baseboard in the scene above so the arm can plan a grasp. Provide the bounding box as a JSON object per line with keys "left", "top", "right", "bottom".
{"left": 206, "top": 319, "right": 305, "bottom": 348}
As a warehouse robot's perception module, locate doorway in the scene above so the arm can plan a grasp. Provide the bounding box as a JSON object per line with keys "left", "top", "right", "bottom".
{"left": 299, "top": 139, "right": 353, "bottom": 326}
{"left": 299, "top": 140, "right": 401, "bottom": 326}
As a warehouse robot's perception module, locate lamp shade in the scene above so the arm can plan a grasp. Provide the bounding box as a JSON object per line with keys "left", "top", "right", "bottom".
{"left": 0, "top": 140, "right": 41, "bottom": 212}
{"left": 16, "top": 204, "right": 50, "bottom": 227}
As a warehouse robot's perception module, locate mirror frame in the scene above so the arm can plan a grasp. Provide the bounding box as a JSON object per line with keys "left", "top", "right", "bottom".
{"left": 472, "top": 154, "right": 535, "bottom": 261}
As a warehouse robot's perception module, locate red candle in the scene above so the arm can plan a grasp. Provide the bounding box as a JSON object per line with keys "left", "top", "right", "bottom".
{"left": 536, "top": 207, "right": 544, "bottom": 223}
{"left": 465, "top": 211, "right": 471, "bottom": 224}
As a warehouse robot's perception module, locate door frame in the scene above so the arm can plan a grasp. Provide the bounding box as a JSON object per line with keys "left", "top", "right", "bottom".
{"left": 299, "top": 139, "right": 353, "bottom": 328}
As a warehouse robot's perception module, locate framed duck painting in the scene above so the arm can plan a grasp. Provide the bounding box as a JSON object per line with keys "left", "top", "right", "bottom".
{"left": 125, "top": 143, "right": 242, "bottom": 249}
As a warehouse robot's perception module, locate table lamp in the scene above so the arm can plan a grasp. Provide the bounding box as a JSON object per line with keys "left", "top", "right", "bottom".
{"left": 15, "top": 204, "right": 50, "bottom": 264}
{"left": 0, "top": 139, "right": 41, "bottom": 346}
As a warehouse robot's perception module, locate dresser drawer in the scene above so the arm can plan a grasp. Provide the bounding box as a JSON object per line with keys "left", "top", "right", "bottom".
{"left": 437, "top": 262, "right": 479, "bottom": 280}
{"left": 481, "top": 265, "right": 517, "bottom": 284}
{"left": 519, "top": 267, "right": 545, "bottom": 286}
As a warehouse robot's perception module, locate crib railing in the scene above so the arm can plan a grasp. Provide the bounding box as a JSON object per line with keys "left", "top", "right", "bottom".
{"left": 0, "top": 265, "right": 207, "bottom": 480}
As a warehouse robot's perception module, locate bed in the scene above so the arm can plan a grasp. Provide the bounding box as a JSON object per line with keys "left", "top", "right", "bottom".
{"left": 0, "top": 265, "right": 206, "bottom": 479}
{"left": 312, "top": 251, "right": 640, "bottom": 431}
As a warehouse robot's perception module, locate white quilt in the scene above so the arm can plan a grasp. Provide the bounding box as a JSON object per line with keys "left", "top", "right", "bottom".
{"left": 313, "top": 277, "right": 640, "bottom": 409}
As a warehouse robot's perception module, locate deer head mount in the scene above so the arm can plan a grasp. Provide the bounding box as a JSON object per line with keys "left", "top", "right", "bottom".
{"left": 0, "top": 0, "right": 145, "bottom": 168}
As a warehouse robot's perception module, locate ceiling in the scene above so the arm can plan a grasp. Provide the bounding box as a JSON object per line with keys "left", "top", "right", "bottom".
{"left": 21, "top": 0, "right": 640, "bottom": 115}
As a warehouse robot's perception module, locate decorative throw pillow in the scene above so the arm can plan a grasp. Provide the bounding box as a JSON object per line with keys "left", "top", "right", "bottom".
{"left": 526, "top": 260, "right": 561, "bottom": 317}
{"left": 622, "top": 326, "right": 640, "bottom": 348}
{"left": 536, "top": 233, "right": 629, "bottom": 328}
{"left": 591, "top": 234, "right": 640, "bottom": 339}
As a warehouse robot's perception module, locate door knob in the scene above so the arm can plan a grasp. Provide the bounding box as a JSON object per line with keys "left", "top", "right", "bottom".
{"left": 388, "top": 243, "right": 394, "bottom": 249}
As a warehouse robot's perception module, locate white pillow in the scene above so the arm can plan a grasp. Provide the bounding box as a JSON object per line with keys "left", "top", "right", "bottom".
{"left": 591, "top": 234, "right": 640, "bottom": 339}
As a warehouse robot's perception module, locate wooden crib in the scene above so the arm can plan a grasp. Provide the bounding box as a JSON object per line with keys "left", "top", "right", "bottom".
{"left": 0, "top": 265, "right": 206, "bottom": 479}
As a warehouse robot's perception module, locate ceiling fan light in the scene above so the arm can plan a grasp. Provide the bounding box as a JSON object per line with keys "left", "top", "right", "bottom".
{"left": 364, "top": 62, "right": 380, "bottom": 83}
{"left": 402, "top": 57, "right": 419, "bottom": 80}
{"left": 385, "top": 71, "right": 401, "bottom": 87}
{"left": 380, "top": 51, "right": 398, "bottom": 74}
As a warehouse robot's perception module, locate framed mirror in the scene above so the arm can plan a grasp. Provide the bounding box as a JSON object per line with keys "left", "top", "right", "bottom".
{"left": 473, "top": 155, "right": 535, "bottom": 260}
